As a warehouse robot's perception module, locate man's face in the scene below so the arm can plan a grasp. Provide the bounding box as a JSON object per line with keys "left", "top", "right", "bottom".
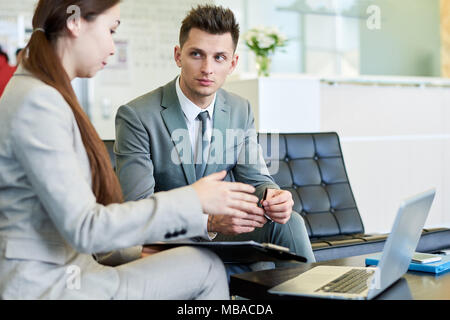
{"left": 174, "top": 28, "right": 238, "bottom": 107}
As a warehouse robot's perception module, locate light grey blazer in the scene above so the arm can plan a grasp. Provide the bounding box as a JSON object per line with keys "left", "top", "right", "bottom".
{"left": 115, "top": 78, "right": 278, "bottom": 202}
{"left": 0, "top": 67, "right": 207, "bottom": 299}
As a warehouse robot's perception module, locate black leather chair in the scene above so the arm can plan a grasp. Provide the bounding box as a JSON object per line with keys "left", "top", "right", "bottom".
{"left": 104, "top": 134, "right": 450, "bottom": 262}
{"left": 258, "top": 132, "right": 450, "bottom": 261}
{"left": 259, "top": 132, "right": 364, "bottom": 238}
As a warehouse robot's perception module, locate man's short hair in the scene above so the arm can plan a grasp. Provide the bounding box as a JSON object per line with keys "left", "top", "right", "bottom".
{"left": 179, "top": 5, "right": 240, "bottom": 51}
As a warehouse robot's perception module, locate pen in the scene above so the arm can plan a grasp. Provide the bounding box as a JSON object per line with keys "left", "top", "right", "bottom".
{"left": 261, "top": 188, "right": 273, "bottom": 223}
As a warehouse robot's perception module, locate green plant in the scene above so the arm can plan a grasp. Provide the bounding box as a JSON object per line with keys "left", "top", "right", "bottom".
{"left": 244, "top": 26, "right": 287, "bottom": 76}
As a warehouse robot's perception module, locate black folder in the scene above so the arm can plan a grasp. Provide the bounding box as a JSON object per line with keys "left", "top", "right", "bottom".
{"left": 144, "top": 241, "right": 307, "bottom": 264}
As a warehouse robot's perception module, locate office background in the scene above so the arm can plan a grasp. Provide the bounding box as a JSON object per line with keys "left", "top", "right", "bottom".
{"left": 1, "top": 0, "right": 450, "bottom": 234}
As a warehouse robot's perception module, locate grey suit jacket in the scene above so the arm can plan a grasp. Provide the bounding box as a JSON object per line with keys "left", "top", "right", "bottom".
{"left": 115, "top": 78, "right": 278, "bottom": 204}
{"left": 0, "top": 68, "right": 207, "bottom": 299}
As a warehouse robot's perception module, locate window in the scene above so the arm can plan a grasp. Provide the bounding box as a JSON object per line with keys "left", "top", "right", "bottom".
{"left": 216, "top": 0, "right": 362, "bottom": 76}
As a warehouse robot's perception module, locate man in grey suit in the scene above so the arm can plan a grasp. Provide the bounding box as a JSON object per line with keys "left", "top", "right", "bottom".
{"left": 115, "top": 5, "right": 315, "bottom": 268}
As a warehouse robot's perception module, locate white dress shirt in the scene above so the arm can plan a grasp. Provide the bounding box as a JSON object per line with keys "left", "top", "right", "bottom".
{"left": 175, "top": 76, "right": 216, "bottom": 163}
{"left": 175, "top": 76, "right": 217, "bottom": 239}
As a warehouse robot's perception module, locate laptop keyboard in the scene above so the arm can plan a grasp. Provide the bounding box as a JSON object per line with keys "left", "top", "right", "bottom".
{"left": 315, "top": 269, "right": 375, "bottom": 294}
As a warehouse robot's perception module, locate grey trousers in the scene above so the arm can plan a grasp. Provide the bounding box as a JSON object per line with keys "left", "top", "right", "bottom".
{"left": 215, "top": 211, "right": 316, "bottom": 277}
{"left": 113, "top": 246, "right": 229, "bottom": 300}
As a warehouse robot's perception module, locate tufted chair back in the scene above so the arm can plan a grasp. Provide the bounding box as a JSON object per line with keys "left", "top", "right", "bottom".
{"left": 258, "top": 132, "right": 364, "bottom": 240}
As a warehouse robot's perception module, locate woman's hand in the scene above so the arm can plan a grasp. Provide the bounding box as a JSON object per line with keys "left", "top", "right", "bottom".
{"left": 192, "top": 171, "right": 265, "bottom": 218}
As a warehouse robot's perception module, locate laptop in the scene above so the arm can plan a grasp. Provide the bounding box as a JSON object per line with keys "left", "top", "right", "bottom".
{"left": 269, "top": 188, "right": 436, "bottom": 300}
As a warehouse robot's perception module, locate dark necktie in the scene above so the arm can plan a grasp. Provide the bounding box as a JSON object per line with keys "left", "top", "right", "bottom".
{"left": 195, "top": 111, "right": 210, "bottom": 180}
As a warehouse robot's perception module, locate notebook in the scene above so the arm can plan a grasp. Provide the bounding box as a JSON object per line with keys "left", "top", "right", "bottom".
{"left": 144, "top": 241, "right": 307, "bottom": 263}
{"left": 269, "top": 189, "right": 436, "bottom": 300}
{"left": 366, "top": 253, "right": 450, "bottom": 274}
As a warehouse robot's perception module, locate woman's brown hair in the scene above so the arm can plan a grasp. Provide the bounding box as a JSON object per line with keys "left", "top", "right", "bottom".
{"left": 22, "top": 0, "right": 123, "bottom": 205}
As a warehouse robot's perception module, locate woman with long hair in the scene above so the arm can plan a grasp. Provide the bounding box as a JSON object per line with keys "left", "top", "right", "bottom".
{"left": 0, "top": 0, "right": 264, "bottom": 299}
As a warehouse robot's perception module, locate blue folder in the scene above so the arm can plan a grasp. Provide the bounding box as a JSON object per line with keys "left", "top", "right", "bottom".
{"left": 365, "top": 253, "right": 450, "bottom": 274}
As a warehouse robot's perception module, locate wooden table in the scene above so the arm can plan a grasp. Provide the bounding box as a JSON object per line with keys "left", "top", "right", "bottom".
{"left": 230, "top": 254, "right": 450, "bottom": 300}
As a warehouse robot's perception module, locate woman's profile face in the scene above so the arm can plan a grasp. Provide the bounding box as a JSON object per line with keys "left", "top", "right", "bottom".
{"left": 72, "top": 4, "right": 120, "bottom": 78}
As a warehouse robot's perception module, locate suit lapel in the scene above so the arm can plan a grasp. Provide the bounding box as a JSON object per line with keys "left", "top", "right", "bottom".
{"left": 204, "top": 90, "right": 230, "bottom": 177}
{"left": 160, "top": 79, "right": 197, "bottom": 185}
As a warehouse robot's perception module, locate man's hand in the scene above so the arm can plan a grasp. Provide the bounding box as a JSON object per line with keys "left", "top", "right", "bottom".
{"left": 262, "top": 189, "right": 294, "bottom": 225}
{"left": 207, "top": 212, "right": 267, "bottom": 235}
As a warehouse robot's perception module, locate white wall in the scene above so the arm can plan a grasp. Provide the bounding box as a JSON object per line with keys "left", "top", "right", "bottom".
{"left": 321, "top": 83, "right": 450, "bottom": 233}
